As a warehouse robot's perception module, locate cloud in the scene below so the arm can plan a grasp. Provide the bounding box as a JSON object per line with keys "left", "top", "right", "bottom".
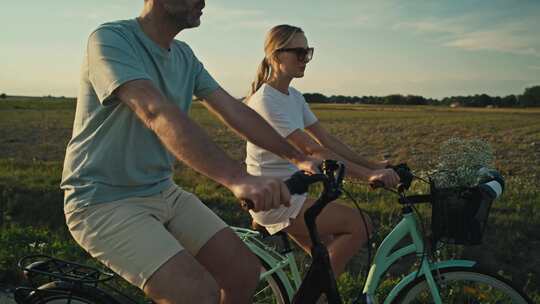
{"left": 203, "top": 6, "right": 272, "bottom": 30}
{"left": 393, "top": 20, "right": 463, "bottom": 35}
{"left": 444, "top": 29, "right": 540, "bottom": 57}
{"left": 393, "top": 14, "right": 540, "bottom": 57}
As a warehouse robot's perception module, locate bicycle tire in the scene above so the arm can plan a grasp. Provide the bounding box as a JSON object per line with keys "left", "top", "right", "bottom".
{"left": 392, "top": 266, "right": 532, "bottom": 304}
{"left": 253, "top": 258, "right": 291, "bottom": 304}
{"left": 18, "top": 281, "right": 120, "bottom": 304}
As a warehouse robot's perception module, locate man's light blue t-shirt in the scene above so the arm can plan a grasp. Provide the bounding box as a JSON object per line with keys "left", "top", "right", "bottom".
{"left": 61, "top": 19, "right": 220, "bottom": 212}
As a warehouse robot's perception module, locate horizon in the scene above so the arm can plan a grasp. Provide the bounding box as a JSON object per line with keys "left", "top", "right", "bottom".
{"left": 1, "top": 0, "right": 539, "bottom": 99}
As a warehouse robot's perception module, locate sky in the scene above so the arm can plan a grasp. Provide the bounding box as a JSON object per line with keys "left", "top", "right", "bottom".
{"left": 1, "top": 0, "right": 539, "bottom": 99}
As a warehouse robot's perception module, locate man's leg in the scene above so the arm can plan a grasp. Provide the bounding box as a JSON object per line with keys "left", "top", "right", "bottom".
{"left": 166, "top": 189, "right": 260, "bottom": 304}
{"left": 143, "top": 251, "right": 220, "bottom": 304}
{"left": 65, "top": 193, "right": 222, "bottom": 304}
{"left": 196, "top": 228, "right": 261, "bottom": 304}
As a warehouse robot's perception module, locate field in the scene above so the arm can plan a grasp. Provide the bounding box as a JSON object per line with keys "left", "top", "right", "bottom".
{"left": 1, "top": 97, "right": 539, "bottom": 302}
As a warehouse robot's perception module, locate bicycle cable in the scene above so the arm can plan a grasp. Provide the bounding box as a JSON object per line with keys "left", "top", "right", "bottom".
{"left": 341, "top": 186, "right": 373, "bottom": 285}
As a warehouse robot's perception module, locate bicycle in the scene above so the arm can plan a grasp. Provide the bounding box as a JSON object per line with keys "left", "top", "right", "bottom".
{"left": 237, "top": 161, "right": 533, "bottom": 303}
{"left": 12, "top": 160, "right": 532, "bottom": 303}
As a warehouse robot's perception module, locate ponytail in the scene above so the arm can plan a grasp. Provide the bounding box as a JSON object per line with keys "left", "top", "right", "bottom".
{"left": 247, "top": 58, "right": 271, "bottom": 101}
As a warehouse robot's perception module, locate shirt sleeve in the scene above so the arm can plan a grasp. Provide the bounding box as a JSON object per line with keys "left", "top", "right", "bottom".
{"left": 249, "top": 94, "right": 297, "bottom": 138}
{"left": 184, "top": 44, "right": 220, "bottom": 99}
{"left": 301, "top": 96, "right": 318, "bottom": 128}
{"left": 87, "top": 27, "right": 151, "bottom": 105}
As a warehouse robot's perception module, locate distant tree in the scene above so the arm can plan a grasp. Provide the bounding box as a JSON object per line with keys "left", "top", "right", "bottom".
{"left": 470, "top": 94, "right": 493, "bottom": 107}
{"left": 405, "top": 95, "right": 428, "bottom": 105}
{"left": 518, "top": 94, "right": 537, "bottom": 107}
{"left": 523, "top": 85, "right": 540, "bottom": 98}
{"left": 500, "top": 95, "right": 518, "bottom": 107}
{"left": 384, "top": 94, "right": 405, "bottom": 105}
{"left": 0, "top": 93, "right": 6, "bottom": 99}
{"left": 303, "top": 92, "right": 328, "bottom": 103}
{"left": 519, "top": 85, "right": 540, "bottom": 107}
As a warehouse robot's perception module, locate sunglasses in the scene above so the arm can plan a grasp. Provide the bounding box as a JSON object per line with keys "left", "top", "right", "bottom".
{"left": 276, "top": 47, "right": 314, "bottom": 62}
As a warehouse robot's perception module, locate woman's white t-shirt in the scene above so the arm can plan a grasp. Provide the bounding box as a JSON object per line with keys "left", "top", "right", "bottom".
{"left": 246, "top": 83, "right": 318, "bottom": 178}
{"left": 245, "top": 83, "right": 318, "bottom": 234}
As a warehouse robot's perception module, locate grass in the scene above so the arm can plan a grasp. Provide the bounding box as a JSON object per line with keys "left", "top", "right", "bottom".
{"left": 1, "top": 98, "right": 539, "bottom": 302}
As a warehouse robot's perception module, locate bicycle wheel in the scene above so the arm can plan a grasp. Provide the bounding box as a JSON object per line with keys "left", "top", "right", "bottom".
{"left": 393, "top": 266, "right": 532, "bottom": 304}
{"left": 252, "top": 259, "right": 291, "bottom": 304}
{"left": 19, "top": 282, "right": 120, "bottom": 304}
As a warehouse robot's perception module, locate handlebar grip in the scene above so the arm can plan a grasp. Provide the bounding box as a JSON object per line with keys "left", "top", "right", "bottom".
{"left": 392, "top": 163, "right": 413, "bottom": 190}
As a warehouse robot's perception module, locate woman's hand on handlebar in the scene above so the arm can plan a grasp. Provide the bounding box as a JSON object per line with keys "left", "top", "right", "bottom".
{"left": 228, "top": 175, "right": 291, "bottom": 212}
{"left": 294, "top": 156, "right": 322, "bottom": 175}
{"left": 368, "top": 168, "right": 400, "bottom": 189}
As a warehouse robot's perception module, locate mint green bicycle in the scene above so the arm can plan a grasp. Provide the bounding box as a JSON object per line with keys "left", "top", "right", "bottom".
{"left": 14, "top": 161, "right": 531, "bottom": 303}
{"left": 234, "top": 162, "right": 532, "bottom": 304}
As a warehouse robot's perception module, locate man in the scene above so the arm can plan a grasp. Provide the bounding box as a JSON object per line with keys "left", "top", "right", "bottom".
{"left": 60, "top": 0, "right": 319, "bottom": 303}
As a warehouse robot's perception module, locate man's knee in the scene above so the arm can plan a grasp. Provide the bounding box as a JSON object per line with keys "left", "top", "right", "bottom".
{"left": 224, "top": 247, "right": 261, "bottom": 291}
{"left": 196, "top": 227, "right": 261, "bottom": 301}
{"left": 144, "top": 251, "right": 220, "bottom": 304}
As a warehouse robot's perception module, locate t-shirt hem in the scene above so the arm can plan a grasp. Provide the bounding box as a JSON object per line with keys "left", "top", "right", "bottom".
{"left": 63, "top": 179, "right": 174, "bottom": 214}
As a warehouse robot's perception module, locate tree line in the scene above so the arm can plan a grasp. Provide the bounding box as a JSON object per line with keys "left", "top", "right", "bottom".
{"left": 2, "top": 85, "right": 540, "bottom": 107}
{"left": 303, "top": 85, "right": 540, "bottom": 107}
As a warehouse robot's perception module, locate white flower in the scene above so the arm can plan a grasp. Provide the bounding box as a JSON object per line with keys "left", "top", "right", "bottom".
{"left": 432, "top": 138, "right": 495, "bottom": 188}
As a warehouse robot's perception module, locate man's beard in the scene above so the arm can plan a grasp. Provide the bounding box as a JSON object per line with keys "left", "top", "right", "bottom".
{"left": 163, "top": 1, "right": 204, "bottom": 29}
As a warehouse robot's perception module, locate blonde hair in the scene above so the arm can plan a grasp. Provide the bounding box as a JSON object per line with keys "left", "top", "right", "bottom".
{"left": 247, "top": 25, "right": 304, "bottom": 100}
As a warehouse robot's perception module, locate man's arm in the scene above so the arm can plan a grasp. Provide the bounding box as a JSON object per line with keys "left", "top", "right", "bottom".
{"left": 201, "top": 88, "right": 319, "bottom": 173}
{"left": 116, "top": 80, "right": 289, "bottom": 211}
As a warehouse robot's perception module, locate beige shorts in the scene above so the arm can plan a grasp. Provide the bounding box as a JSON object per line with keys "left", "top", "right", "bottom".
{"left": 65, "top": 184, "right": 228, "bottom": 289}
{"left": 249, "top": 194, "right": 307, "bottom": 235}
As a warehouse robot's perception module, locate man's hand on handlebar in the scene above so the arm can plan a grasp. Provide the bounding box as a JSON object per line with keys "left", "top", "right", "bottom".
{"left": 228, "top": 175, "right": 291, "bottom": 212}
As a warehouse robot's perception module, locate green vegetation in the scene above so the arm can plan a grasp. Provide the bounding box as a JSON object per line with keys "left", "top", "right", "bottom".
{"left": 1, "top": 97, "right": 539, "bottom": 302}
{"left": 303, "top": 85, "right": 540, "bottom": 107}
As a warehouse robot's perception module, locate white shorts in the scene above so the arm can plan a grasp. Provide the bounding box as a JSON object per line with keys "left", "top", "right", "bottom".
{"left": 65, "top": 185, "right": 228, "bottom": 289}
{"left": 249, "top": 194, "right": 307, "bottom": 235}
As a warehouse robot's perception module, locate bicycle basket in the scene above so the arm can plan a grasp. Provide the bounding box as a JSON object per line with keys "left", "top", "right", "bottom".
{"left": 430, "top": 184, "right": 493, "bottom": 245}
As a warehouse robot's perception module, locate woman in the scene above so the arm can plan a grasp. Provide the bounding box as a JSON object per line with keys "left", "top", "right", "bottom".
{"left": 245, "top": 24, "right": 400, "bottom": 276}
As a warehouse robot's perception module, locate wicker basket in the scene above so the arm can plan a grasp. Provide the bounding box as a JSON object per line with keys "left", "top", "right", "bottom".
{"left": 431, "top": 184, "right": 493, "bottom": 245}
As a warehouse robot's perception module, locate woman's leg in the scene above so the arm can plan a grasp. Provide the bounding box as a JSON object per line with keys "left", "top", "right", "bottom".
{"left": 284, "top": 198, "right": 373, "bottom": 276}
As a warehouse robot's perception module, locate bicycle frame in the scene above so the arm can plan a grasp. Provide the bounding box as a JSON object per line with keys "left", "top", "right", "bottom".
{"left": 235, "top": 206, "right": 478, "bottom": 304}
{"left": 233, "top": 227, "right": 301, "bottom": 300}
{"left": 361, "top": 207, "right": 476, "bottom": 304}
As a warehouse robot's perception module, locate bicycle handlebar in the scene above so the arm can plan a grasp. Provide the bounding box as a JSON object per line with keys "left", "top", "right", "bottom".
{"left": 369, "top": 163, "right": 414, "bottom": 192}
{"left": 240, "top": 160, "right": 345, "bottom": 210}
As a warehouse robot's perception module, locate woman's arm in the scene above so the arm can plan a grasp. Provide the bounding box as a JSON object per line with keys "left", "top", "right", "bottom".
{"left": 286, "top": 128, "right": 398, "bottom": 186}
{"left": 201, "top": 87, "right": 319, "bottom": 173}
{"left": 305, "top": 122, "right": 387, "bottom": 170}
